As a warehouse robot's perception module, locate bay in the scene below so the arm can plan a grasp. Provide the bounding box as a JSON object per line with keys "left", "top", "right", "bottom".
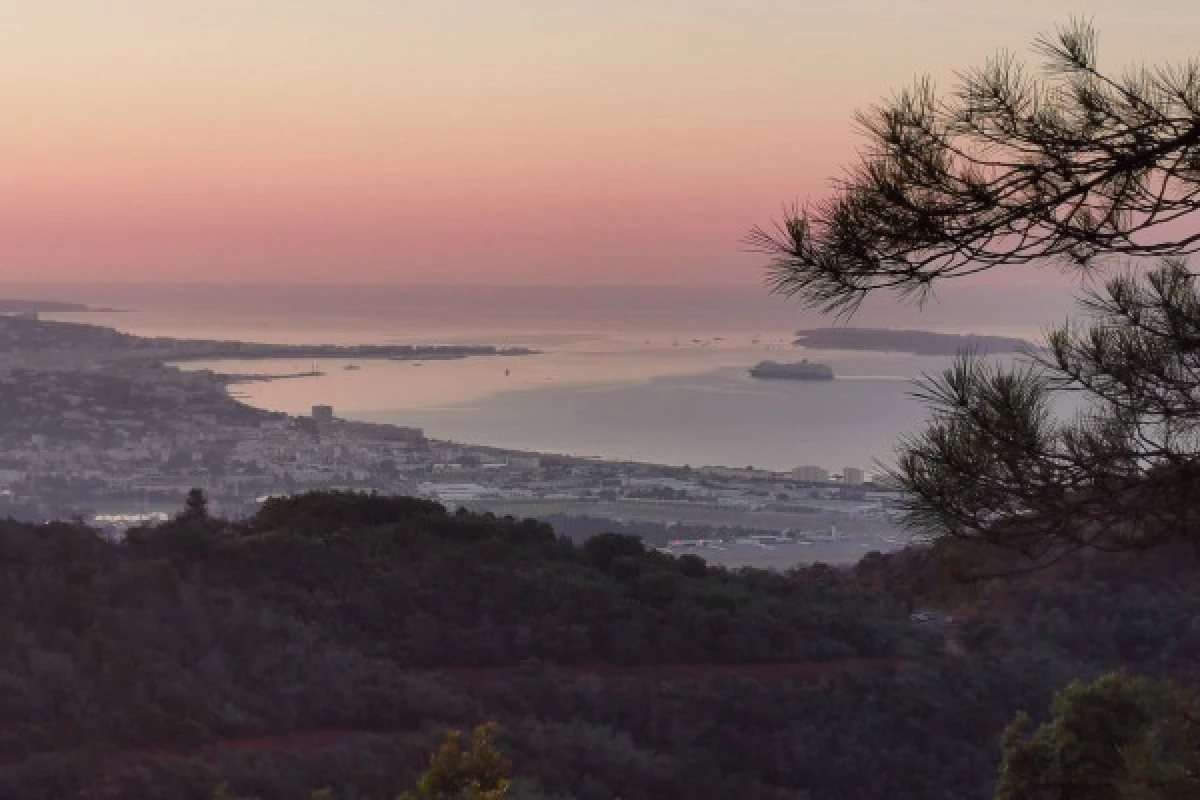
{"left": 0, "top": 281, "right": 1077, "bottom": 471}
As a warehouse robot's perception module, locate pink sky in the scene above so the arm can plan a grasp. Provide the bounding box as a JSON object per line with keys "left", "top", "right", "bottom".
{"left": 2, "top": 1, "right": 1198, "bottom": 285}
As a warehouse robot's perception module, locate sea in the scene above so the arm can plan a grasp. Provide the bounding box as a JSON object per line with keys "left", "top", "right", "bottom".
{"left": 6, "top": 280, "right": 1079, "bottom": 473}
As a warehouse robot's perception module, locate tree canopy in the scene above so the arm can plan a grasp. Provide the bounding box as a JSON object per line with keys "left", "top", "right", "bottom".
{"left": 996, "top": 672, "right": 1200, "bottom": 800}
{"left": 755, "top": 20, "right": 1200, "bottom": 799}
{"left": 751, "top": 19, "right": 1200, "bottom": 315}
{"left": 8, "top": 491, "right": 1200, "bottom": 798}
{"left": 757, "top": 22, "right": 1200, "bottom": 568}
{"left": 400, "top": 724, "right": 511, "bottom": 800}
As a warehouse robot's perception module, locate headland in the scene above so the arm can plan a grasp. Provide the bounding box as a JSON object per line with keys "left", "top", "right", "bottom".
{"left": 795, "top": 327, "right": 1032, "bottom": 355}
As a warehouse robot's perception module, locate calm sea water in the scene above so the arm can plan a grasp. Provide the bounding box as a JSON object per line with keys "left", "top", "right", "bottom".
{"left": 5, "top": 281, "right": 1077, "bottom": 471}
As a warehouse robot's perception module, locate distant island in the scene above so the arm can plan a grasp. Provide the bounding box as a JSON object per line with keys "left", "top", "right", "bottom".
{"left": 794, "top": 327, "right": 1032, "bottom": 355}
{"left": 749, "top": 360, "right": 835, "bottom": 381}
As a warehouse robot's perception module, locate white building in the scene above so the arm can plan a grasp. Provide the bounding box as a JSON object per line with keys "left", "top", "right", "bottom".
{"left": 792, "top": 465, "right": 829, "bottom": 483}
{"left": 842, "top": 467, "right": 866, "bottom": 485}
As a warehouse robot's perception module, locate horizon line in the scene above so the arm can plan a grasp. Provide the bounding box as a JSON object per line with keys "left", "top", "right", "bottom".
{"left": 0, "top": 279, "right": 774, "bottom": 290}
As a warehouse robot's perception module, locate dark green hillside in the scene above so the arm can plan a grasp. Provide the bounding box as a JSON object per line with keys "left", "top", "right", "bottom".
{"left": 0, "top": 492, "right": 925, "bottom": 800}
{"left": 3, "top": 491, "right": 1196, "bottom": 799}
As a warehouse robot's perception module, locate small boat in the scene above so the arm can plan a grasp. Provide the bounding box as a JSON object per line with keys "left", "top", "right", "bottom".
{"left": 343, "top": 364, "right": 361, "bottom": 371}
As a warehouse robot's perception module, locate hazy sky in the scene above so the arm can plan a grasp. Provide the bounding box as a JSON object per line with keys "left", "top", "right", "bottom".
{"left": 3, "top": 1, "right": 1198, "bottom": 285}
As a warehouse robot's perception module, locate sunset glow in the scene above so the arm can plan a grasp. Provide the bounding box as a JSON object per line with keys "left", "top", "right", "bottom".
{"left": 3, "top": 0, "right": 1198, "bottom": 284}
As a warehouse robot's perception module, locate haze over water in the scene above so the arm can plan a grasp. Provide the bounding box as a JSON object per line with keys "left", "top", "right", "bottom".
{"left": 8, "top": 280, "right": 1076, "bottom": 472}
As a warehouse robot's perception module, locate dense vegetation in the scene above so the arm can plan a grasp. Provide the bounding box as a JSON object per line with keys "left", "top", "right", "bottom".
{"left": 996, "top": 673, "right": 1200, "bottom": 800}
{"left": 3, "top": 490, "right": 1199, "bottom": 799}
{"left": 752, "top": 23, "right": 1200, "bottom": 794}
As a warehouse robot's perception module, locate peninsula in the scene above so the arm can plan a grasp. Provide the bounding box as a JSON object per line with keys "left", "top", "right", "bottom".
{"left": 0, "top": 298, "right": 112, "bottom": 313}
{"left": 0, "top": 314, "right": 533, "bottom": 372}
{"left": 794, "top": 327, "right": 1032, "bottom": 355}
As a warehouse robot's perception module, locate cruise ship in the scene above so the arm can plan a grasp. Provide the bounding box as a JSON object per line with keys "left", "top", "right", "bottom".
{"left": 749, "top": 360, "right": 835, "bottom": 381}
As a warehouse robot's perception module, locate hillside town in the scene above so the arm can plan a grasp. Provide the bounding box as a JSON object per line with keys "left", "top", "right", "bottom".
{"left": 0, "top": 314, "right": 910, "bottom": 562}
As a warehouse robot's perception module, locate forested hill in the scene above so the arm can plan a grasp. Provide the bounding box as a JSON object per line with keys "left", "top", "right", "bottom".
{"left": 4, "top": 491, "right": 1199, "bottom": 799}
{"left": 0, "top": 492, "right": 920, "bottom": 799}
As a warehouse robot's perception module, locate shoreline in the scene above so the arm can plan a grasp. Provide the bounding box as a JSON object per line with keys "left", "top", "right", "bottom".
{"left": 198, "top": 352, "right": 931, "bottom": 474}
{"left": 220, "top": 370, "right": 327, "bottom": 384}
{"left": 0, "top": 313, "right": 912, "bottom": 565}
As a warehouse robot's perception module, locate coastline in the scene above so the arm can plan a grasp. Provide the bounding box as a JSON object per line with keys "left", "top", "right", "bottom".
{"left": 0, "top": 313, "right": 913, "bottom": 565}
